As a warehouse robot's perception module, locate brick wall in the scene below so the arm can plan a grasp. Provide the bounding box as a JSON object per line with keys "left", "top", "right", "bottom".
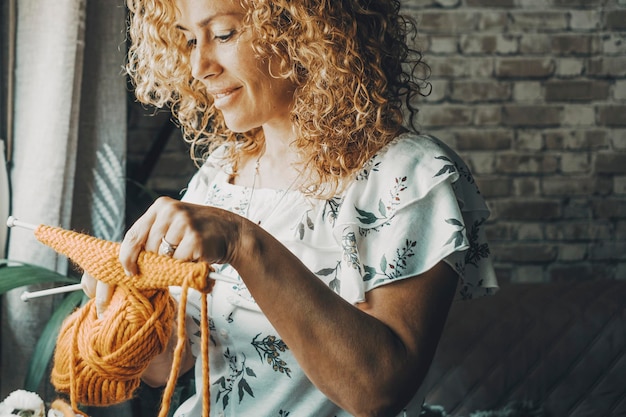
{"left": 128, "top": 0, "right": 626, "bottom": 283}
{"left": 405, "top": 0, "right": 626, "bottom": 283}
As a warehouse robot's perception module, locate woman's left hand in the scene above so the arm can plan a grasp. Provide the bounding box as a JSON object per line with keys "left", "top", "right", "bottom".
{"left": 119, "top": 196, "right": 246, "bottom": 276}
{"left": 80, "top": 272, "right": 114, "bottom": 318}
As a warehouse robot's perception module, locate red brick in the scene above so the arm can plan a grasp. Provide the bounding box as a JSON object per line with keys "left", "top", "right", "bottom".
{"left": 419, "top": 105, "right": 473, "bottom": 127}
{"left": 520, "top": 35, "right": 552, "bottom": 54}
{"left": 407, "top": 0, "right": 438, "bottom": 6}
{"left": 485, "top": 222, "right": 514, "bottom": 240}
{"left": 459, "top": 35, "right": 497, "bottom": 55}
{"left": 544, "top": 129, "right": 609, "bottom": 150}
{"left": 605, "top": 10, "right": 626, "bottom": 31}
{"left": 617, "top": 220, "right": 626, "bottom": 236}
{"left": 502, "top": 105, "right": 562, "bottom": 127}
{"left": 590, "top": 241, "right": 626, "bottom": 261}
{"left": 597, "top": 105, "right": 626, "bottom": 127}
{"left": 515, "top": 131, "right": 543, "bottom": 151}
{"left": 588, "top": 57, "right": 626, "bottom": 78}
{"left": 592, "top": 198, "right": 626, "bottom": 219}
{"left": 514, "top": 177, "right": 541, "bottom": 196}
{"left": 415, "top": 12, "right": 478, "bottom": 34}
{"left": 478, "top": 11, "right": 509, "bottom": 31}
{"left": 552, "top": 0, "right": 605, "bottom": 7}
{"left": 602, "top": 34, "right": 626, "bottom": 55}
{"left": 425, "top": 57, "right": 493, "bottom": 78}
{"left": 492, "top": 243, "right": 558, "bottom": 262}
{"left": 569, "top": 10, "right": 602, "bottom": 31}
{"left": 560, "top": 153, "right": 592, "bottom": 174}
{"left": 466, "top": 0, "right": 514, "bottom": 6}
{"left": 550, "top": 34, "right": 600, "bottom": 56}
{"left": 450, "top": 81, "right": 512, "bottom": 103}
{"left": 545, "top": 80, "right": 611, "bottom": 102}
{"left": 426, "top": 36, "right": 458, "bottom": 55}
{"left": 473, "top": 106, "right": 502, "bottom": 125}
{"left": 609, "top": 130, "right": 626, "bottom": 150}
{"left": 496, "top": 153, "right": 559, "bottom": 174}
{"left": 491, "top": 200, "right": 562, "bottom": 221}
{"left": 509, "top": 11, "right": 569, "bottom": 33}
{"left": 458, "top": 152, "right": 494, "bottom": 176}
{"left": 563, "top": 198, "right": 593, "bottom": 219}
{"left": 545, "top": 221, "right": 612, "bottom": 240}
{"left": 549, "top": 265, "right": 595, "bottom": 282}
{"left": 541, "top": 177, "right": 605, "bottom": 197}
{"left": 475, "top": 177, "right": 513, "bottom": 198}
{"left": 517, "top": 223, "right": 544, "bottom": 240}
{"left": 495, "top": 58, "right": 556, "bottom": 79}
{"left": 454, "top": 129, "right": 513, "bottom": 150}
{"left": 595, "top": 153, "right": 626, "bottom": 175}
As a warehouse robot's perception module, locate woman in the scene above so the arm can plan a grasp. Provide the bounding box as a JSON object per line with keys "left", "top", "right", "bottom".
{"left": 84, "top": 0, "right": 498, "bottom": 415}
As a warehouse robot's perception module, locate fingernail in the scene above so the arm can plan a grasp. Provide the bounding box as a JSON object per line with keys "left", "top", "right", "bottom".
{"left": 124, "top": 268, "right": 132, "bottom": 277}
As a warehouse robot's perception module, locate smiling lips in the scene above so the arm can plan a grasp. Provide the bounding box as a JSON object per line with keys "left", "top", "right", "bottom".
{"left": 211, "top": 86, "right": 241, "bottom": 108}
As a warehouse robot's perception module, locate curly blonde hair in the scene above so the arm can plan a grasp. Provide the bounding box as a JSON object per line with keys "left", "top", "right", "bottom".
{"left": 126, "top": 0, "right": 430, "bottom": 196}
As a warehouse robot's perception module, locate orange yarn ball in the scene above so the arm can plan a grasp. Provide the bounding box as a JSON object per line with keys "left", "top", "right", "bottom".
{"left": 51, "top": 285, "right": 176, "bottom": 406}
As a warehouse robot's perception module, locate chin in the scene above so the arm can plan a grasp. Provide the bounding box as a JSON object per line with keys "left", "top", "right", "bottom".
{"left": 222, "top": 117, "right": 258, "bottom": 134}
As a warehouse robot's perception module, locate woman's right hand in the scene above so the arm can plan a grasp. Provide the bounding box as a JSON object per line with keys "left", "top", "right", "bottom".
{"left": 80, "top": 271, "right": 114, "bottom": 318}
{"left": 118, "top": 196, "right": 248, "bottom": 277}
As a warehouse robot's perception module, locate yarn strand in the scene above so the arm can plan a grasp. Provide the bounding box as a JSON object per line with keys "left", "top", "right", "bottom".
{"left": 201, "top": 291, "right": 210, "bottom": 416}
{"left": 157, "top": 275, "right": 190, "bottom": 417}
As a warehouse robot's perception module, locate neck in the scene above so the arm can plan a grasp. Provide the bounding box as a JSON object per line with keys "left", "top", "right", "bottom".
{"left": 234, "top": 124, "right": 300, "bottom": 190}
{"left": 254, "top": 123, "right": 300, "bottom": 188}
{"left": 260, "top": 120, "right": 295, "bottom": 156}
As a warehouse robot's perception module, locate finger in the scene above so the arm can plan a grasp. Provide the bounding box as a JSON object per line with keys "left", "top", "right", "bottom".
{"left": 139, "top": 197, "right": 181, "bottom": 255}
{"left": 95, "top": 281, "right": 114, "bottom": 319}
{"left": 159, "top": 223, "right": 188, "bottom": 258}
{"left": 80, "top": 272, "right": 97, "bottom": 298}
{"left": 169, "top": 232, "right": 202, "bottom": 262}
{"left": 119, "top": 207, "right": 159, "bottom": 276}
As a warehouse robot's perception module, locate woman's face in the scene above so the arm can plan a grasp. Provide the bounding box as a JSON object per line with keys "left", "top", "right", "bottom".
{"left": 174, "top": 0, "right": 296, "bottom": 133}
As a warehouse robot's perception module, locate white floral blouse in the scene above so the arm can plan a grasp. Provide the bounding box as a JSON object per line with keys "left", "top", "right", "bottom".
{"left": 171, "top": 133, "right": 498, "bottom": 417}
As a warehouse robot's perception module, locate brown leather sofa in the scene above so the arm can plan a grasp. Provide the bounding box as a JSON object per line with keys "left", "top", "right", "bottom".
{"left": 423, "top": 279, "right": 626, "bottom": 417}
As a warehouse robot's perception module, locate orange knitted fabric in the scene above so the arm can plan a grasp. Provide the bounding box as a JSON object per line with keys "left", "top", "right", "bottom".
{"left": 34, "top": 224, "right": 214, "bottom": 417}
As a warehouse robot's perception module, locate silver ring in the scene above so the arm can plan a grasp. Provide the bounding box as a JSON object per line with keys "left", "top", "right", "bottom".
{"left": 159, "top": 237, "right": 177, "bottom": 257}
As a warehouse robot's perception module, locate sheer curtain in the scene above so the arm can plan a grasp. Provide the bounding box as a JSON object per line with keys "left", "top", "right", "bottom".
{"left": 1, "top": 0, "right": 127, "bottom": 398}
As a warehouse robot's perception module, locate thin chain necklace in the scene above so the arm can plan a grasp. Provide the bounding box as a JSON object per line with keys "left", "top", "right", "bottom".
{"left": 246, "top": 154, "right": 299, "bottom": 225}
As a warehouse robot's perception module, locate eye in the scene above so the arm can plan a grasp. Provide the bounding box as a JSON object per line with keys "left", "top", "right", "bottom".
{"left": 215, "top": 30, "right": 236, "bottom": 42}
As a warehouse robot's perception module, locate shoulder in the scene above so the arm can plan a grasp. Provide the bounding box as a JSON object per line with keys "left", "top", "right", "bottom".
{"left": 344, "top": 133, "right": 478, "bottom": 209}
{"left": 371, "top": 133, "right": 468, "bottom": 183}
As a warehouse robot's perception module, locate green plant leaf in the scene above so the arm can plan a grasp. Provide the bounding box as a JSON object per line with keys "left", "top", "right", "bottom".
{"left": 23, "top": 290, "right": 86, "bottom": 391}
{"left": 0, "top": 261, "right": 78, "bottom": 294}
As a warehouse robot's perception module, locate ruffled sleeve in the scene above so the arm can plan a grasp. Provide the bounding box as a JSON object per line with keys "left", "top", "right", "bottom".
{"left": 332, "top": 133, "right": 498, "bottom": 304}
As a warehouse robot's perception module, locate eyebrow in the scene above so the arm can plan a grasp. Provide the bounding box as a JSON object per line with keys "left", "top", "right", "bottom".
{"left": 175, "top": 12, "right": 242, "bottom": 31}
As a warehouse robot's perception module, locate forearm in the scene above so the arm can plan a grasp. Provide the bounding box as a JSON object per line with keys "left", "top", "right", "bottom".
{"left": 229, "top": 222, "right": 456, "bottom": 416}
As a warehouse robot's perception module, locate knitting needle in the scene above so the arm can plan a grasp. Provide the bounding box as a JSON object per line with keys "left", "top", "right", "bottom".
{"left": 20, "top": 284, "right": 84, "bottom": 301}
{"left": 19, "top": 269, "right": 239, "bottom": 301}
{"left": 6, "top": 215, "right": 37, "bottom": 230}
{"left": 6, "top": 216, "right": 240, "bottom": 301}
{"left": 20, "top": 270, "right": 238, "bottom": 301}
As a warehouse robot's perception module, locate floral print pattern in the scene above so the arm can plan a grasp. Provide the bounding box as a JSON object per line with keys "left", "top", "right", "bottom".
{"left": 173, "top": 133, "right": 497, "bottom": 417}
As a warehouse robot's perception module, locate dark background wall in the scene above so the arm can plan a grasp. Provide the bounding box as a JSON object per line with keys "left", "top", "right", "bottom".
{"left": 127, "top": 0, "right": 626, "bottom": 284}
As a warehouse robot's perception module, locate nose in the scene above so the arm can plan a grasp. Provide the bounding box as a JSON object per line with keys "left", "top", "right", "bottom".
{"left": 190, "top": 42, "right": 221, "bottom": 81}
